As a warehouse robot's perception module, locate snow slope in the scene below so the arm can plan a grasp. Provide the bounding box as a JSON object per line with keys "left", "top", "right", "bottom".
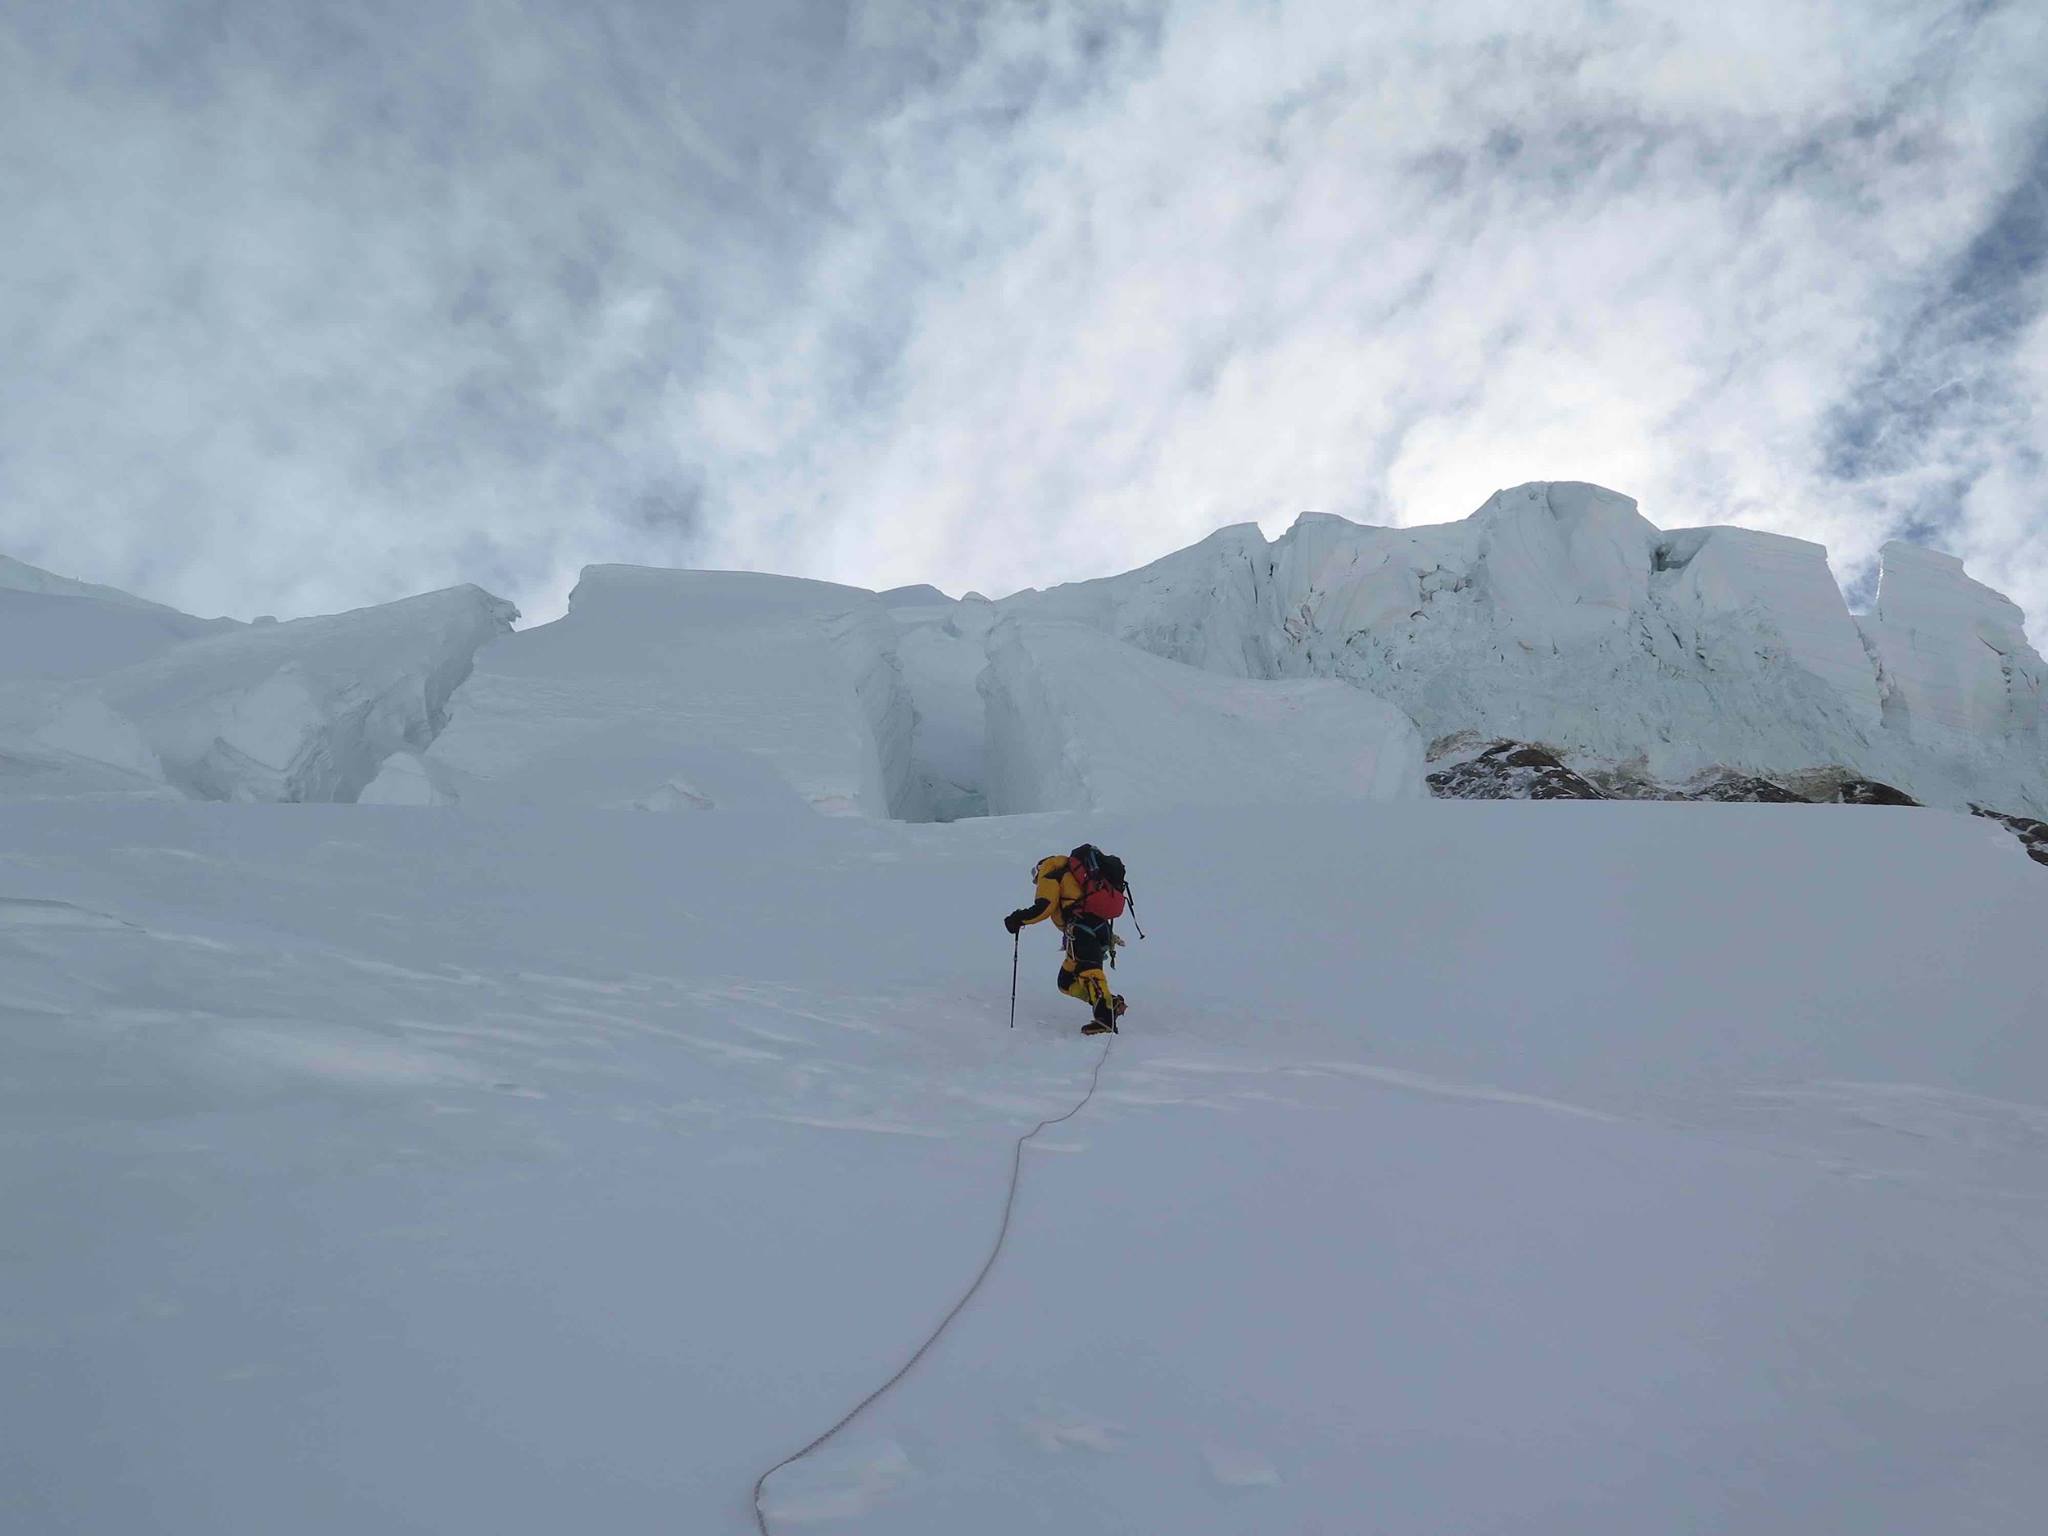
{"left": 0, "top": 553, "right": 227, "bottom": 619}
{"left": 980, "top": 618, "right": 1424, "bottom": 814}
{"left": 1004, "top": 482, "right": 2048, "bottom": 816}
{"left": 5, "top": 797, "right": 2044, "bottom": 1534}
{"left": 0, "top": 557, "right": 238, "bottom": 683}
{"left": 363, "top": 567, "right": 917, "bottom": 818}
{"left": 0, "top": 556, "right": 242, "bottom": 799}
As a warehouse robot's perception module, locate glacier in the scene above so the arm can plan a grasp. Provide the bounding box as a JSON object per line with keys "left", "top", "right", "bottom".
{"left": 7, "top": 481, "right": 2043, "bottom": 822}
{"left": 6, "top": 516, "right": 2048, "bottom": 1535}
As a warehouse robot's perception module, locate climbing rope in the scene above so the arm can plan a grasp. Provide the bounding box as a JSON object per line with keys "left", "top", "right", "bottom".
{"left": 751, "top": 1034, "right": 1116, "bottom": 1534}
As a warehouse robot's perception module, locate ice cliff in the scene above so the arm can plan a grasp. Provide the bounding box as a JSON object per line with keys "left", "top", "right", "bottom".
{"left": 1006, "top": 482, "right": 2048, "bottom": 817}
{"left": 1858, "top": 542, "right": 2048, "bottom": 773}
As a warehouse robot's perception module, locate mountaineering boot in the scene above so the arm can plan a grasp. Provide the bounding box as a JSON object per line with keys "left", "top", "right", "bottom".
{"left": 1082, "top": 994, "right": 1121, "bottom": 1034}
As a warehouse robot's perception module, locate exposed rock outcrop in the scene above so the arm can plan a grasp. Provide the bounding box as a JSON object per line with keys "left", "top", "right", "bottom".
{"left": 1427, "top": 741, "right": 1608, "bottom": 801}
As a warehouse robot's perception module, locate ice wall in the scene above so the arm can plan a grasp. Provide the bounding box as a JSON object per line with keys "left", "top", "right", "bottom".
{"left": 1862, "top": 541, "right": 2044, "bottom": 739}
{"left": 1653, "top": 526, "right": 1882, "bottom": 730}
{"left": 889, "top": 591, "right": 997, "bottom": 821}
{"left": 1853, "top": 541, "right": 2048, "bottom": 811}
{"left": 367, "top": 567, "right": 921, "bottom": 818}
{"left": 1468, "top": 482, "right": 1656, "bottom": 644}
{"left": 980, "top": 618, "right": 1424, "bottom": 815}
{"left": 1, "top": 571, "right": 512, "bottom": 803}
{"left": 9, "top": 484, "right": 2043, "bottom": 823}
{"left": 71, "top": 587, "right": 513, "bottom": 802}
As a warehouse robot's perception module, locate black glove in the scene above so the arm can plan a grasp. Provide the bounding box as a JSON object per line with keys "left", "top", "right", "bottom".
{"left": 1004, "top": 909, "right": 1028, "bottom": 935}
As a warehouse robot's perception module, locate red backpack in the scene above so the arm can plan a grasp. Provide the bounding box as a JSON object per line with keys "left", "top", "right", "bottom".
{"left": 1067, "top": 845, "right": 1127, "bottom": 921}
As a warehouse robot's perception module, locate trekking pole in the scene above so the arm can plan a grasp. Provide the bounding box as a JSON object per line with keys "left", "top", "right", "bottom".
{"left": 1009, "top": 931, "right": 1020, "bottom": 1029}
{"left": 1125, "top": 886, "right": 1147, "bottom": 941}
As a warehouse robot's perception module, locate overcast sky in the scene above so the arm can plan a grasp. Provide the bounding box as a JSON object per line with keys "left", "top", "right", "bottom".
{"left": 4, "top": 0, "right": 2045, "bottom": 634}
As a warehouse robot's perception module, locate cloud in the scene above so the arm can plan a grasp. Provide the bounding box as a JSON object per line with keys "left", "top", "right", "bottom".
{"left": 1, "top": 0, "right": 872, "bottom": 617}
{"left": 3, "top": 0, "right": 2046, "bottom": 642}
{"left": 677, "top": 0, "right": 2048, "bottom": 635}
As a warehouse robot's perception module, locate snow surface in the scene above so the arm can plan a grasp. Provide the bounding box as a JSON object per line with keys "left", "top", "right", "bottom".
{"left": 0, "top": 553, "right": 228, "bottom": 619}
{"left": 1004, "top": 482, "right": 2048, "bottom": 816}
{"left": 980, "top": 618, "right": 1424, "bottom": 814}
{"left": 362, "top": 568, "right": 917, "bottom": 818}
{"left": 5, "top": 797, "right": 2045, "bottom": 1534}
{"left": 0, "top": 584, "right": 236, "bottom": 684}
{"left": 7, "top": 486, "right": 2048, "bottom": 1533}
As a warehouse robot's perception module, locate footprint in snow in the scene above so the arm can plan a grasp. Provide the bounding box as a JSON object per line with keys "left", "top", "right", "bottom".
{"left": 1023, "top": 1409, "right": 1124, "bottom": 1454}
{"left": 759, "top": 1440, "right": 912, "bottom": 1523}
{"left": 1202, "top": 1445, "right": 1281, "bottom": 1488}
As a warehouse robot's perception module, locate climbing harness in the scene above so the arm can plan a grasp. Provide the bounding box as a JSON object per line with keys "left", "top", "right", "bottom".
{"left": 750, "top": 1035, "right": 1116, "bottom": 1534}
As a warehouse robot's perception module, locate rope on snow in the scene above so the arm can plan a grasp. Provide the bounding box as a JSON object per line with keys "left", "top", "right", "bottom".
{"left": 751, "top": 1035, "right": 1116, "bottom": 1533}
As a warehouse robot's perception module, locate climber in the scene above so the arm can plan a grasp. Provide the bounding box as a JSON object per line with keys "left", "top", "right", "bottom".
{"left": 1004, "top": 844, "right": 1130, "bottom": 1035}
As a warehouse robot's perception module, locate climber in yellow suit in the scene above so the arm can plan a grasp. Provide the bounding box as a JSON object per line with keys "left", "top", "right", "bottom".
{"left": 1004, "top": 844, "right": 1130, "bottom": 1035}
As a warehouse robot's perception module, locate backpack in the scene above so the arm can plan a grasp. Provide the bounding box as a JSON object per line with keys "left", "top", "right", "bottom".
{"left": 1066, "top": 844, "right": 1127, "bottom": 921}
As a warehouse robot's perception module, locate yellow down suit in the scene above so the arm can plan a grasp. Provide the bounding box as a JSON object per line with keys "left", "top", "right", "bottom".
{"left": 1012, "top": 854, "right": 1123, "bottom": 1029}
